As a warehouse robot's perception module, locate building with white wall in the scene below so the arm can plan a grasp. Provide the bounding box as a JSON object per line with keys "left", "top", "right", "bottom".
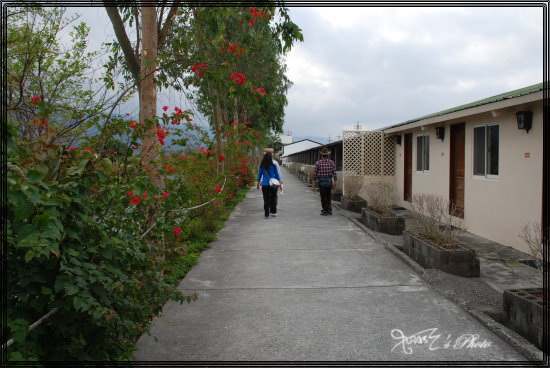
{"left": 382, "top": 82, "right": 544, "bottom": 253}
{"left": 279, "top": 135, "right": 293, "bottom": 145}
{"left": 281, "top": 139, "right": 322, "bottom": 163}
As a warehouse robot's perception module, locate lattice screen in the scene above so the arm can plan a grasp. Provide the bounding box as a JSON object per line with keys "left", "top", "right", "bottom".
{"left": 383, "top": 135, "right": 396, "bottom": 175}
{"left": 343, "top": 131, "right": 395, "bottom": 176}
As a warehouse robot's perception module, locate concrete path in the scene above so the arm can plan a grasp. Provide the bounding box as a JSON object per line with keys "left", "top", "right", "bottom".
{"left": 134, "top": 168, "right": 527, "bottom": 361}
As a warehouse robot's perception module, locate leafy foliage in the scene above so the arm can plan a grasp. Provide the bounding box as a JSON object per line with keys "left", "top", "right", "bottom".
{"left": 7, "top": 7, "right": 115, "bottom": 145}
{"left": 5, "top": 4, "right": 302, "bottom": 361}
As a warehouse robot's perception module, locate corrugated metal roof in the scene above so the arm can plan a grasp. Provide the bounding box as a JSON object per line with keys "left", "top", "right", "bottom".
{"left": 380, "top": 82, "right": 544, "bottom": 131}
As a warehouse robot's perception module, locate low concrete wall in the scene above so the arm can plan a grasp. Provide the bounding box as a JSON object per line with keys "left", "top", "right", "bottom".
{"left": 403, "top": 230, "right": 480, "bottom": 277}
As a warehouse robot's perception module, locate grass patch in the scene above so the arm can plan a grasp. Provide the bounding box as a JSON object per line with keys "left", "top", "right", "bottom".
{"left": 162, "top": 185, "right": 251, "bottom": 287}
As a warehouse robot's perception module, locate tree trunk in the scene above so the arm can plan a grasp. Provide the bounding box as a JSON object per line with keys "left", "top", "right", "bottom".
{"left": 103, "top": 5, "right": 140, "bottom": 82}
{"left": 139, "top": 5, "right": 164, "bottom": 189}
{"left": 209, "top": 85, "right": 224, "bottom": 175}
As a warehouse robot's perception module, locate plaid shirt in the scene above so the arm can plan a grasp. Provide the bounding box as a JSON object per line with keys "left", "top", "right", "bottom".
{"left": 314, "top": 158, "right": 337, "bottom": 180}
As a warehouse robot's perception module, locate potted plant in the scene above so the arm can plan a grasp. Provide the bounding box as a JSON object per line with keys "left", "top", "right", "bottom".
{"left": 303, "top": 165, "right": 315, "bottom": 186}
{"left": 503, "top": 222, "right": 546, "bottom": 350}
{"left": 360, "top": 181, "right": 404, "bottom": 235}
{"left": 297, "top": 164, "right": 304, "bottom": 181}
{"left": 341, "top": 175, "right": 367, "bottom": 213}
{"left": 331, "top": 175, "right": 343, "bottom": 201}
{"left": 403, "top": 193, "right": 479, "bottom": 277}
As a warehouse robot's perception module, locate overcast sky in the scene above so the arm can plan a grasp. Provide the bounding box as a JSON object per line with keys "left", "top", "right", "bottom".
{"left": 284, "top": 6, "right": 543, "bottom": 140}
{"left": 66, "top": 5, "right": 544, "bottom": 142}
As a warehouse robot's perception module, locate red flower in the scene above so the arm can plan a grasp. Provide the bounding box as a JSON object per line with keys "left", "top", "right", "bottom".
{"left": 69, "top": 146, "right": 76, "bottom": 151}
{"left": 218, "top": 154, "right": 225, "bottom": 162}
{"left": 162, "top": 106, "right": 169, "bottom": 111}
{"left": 215, "top": 185, "right": 222, "bottom": 193}
{"left": 256, "top": 88, "right": 266, "bottom": 95}
{"left": 197, "top": 70, "right": 204, "bottom": 78}
{"left": 168, "top": 167, "right": 175, "bottom": 173}
{"left": 127, "top": 191, "right": 133, "bottom": 196}
{"left": 229, "top": 44, "right": 238, "bottom": 52}
{"left": 229, "top": 194, "right": 233, "bottom": 199}
{"left": 174, "top": 106, "right": 180, "bottom": 112}
{"left": 249, "top": 7, "right": 255, "bottom": 12}
{"left": 248, "top": 18, "right": 255, "bottom": 26}
{"left": 162, "top": 192, "right": 169, "bottom": 198}
{"left": 173, "top": 227, "right": 182, "bottom": 236}
{"left": 130, "top": 196, "right": 141, "bottom": 204}
{"left": 230, "top": 72, "right": 246, "bottom": 85}
{"left": 30, "top": 96, "right": 41, "bottom": 103}
{"left": 142, "top": 193, "right": 147, "bottom": 199}
{"left": 84, "top": 147, "right": 93, "bottom": 152}
{"left": 199, "top": 63, "right": 207, "bottom": 70}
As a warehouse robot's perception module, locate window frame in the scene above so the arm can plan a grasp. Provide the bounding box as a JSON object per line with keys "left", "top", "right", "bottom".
{"left": 473, "top": 123, "right": 499, "bottom": 179}
{"left": 416, "top": 134, "right": 430, "bottom": 173}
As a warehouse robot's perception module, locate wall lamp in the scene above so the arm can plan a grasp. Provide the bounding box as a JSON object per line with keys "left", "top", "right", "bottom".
{"left": 435, "top": 126, "right": 445, "bottom": 141}
{"left": 394, "top": 135, "right": 402, "bottom": 145}
{"left": 516, "top": 111, "right": 533, "bottom": 133}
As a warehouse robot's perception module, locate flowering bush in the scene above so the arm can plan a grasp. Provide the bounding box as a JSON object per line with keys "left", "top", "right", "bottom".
{"left": 6, "top": 4, "right": 303, "bottom": 360}
{"left": 6, "top": 97, "right": 267, "bottom": 360}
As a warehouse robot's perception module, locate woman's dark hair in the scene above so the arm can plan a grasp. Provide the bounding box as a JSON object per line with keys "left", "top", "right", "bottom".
{"left": 260, "top": 152, "right": 273, "bottom": 171}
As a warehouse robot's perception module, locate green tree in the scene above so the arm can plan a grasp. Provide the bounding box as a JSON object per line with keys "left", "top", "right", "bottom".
{"left": 186, "top": 5, "right": 302, "bottom": 171}
{"left": 6, "top": 7, "right": 115, "bottom": 147}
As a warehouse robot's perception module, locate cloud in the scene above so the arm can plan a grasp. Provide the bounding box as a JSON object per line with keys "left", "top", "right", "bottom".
{"left": 283, "top": 6, "right": 543, "bottom": 138}
{"left": 56, "top": 6, "right": 543, "bottom": 141}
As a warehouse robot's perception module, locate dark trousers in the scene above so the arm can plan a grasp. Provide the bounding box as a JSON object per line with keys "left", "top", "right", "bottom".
{"left": 319, "top": 186, "right": 332, "bottom": 213}
{"left": 261, "top": 186, "right": 278, "bottom": 217}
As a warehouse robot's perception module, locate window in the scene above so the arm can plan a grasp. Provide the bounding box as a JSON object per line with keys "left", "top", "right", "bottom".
{"left": 416, "top": 135, "right": 430, "bottom": 172}
{"left": 473, "top": 124, "right": 499, "bottom": 177}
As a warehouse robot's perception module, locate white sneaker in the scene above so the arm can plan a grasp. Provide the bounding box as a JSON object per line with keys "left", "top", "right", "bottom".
{"left": 270, "top": 213, "right": 277, "bottom": 217}
{"left": 265, "top": 216, "right": 269, "bottom": 219}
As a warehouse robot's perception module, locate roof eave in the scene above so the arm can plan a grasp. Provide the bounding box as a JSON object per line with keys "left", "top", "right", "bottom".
{"left": 383, "top": 91, "right": 543, "bottom": 134}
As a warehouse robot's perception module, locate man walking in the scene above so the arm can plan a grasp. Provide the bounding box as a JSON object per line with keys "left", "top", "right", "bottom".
{"left": 312, "top": 147, "right": 337, "bottom": 216}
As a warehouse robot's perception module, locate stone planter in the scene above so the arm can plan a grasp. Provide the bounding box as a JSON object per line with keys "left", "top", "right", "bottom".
{"left": 503, "top": 288, "right": 545, "bottom": 349}
{"left": 361, "top": 207, "right": 405, "bottom": 235}
{"left": 340, "top": 196, "right": 367, "bottom": 213}
{"left": 331, "top": 192, "right": 342, "bottom": 202}
{"left": 402, "top": 230, "right": 480, "bottom": 277}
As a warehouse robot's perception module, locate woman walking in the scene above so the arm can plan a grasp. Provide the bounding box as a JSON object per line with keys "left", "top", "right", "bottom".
{"left": 256, "top": 152, "right": 282, "bottom": 219}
